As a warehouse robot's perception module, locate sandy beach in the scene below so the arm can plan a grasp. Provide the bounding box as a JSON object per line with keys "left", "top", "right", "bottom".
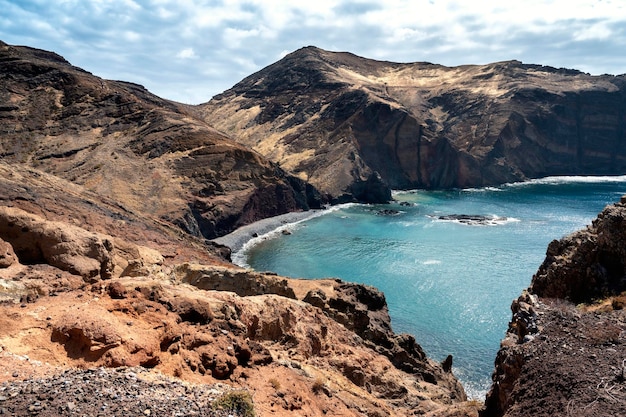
{"left": 211, "top": 210, "right": 323, "bottom": 254}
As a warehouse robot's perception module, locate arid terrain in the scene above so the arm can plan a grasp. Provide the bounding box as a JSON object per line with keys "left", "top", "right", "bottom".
{"left": 1, "top": 40, "right": 625, "bottom": 417}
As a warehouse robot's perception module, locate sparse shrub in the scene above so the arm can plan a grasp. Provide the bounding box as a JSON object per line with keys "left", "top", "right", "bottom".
{"left": 212, "top": 390, "right": 255, "bottom": 417}
{"left": 269, "top": 377, "right": 281, "bottom": 390}
{"left": 312, "top": 376, "right": 326, "bottom": 394}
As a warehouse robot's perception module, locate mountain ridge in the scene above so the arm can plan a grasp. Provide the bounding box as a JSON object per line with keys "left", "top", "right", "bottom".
{"left": 201, "top": 46, "right": 626, "bottom": 202}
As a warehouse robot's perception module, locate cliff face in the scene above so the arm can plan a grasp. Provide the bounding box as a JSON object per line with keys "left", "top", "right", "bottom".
{"left": 0, "top": 41, "right": 324, "bottom": 239}
{"left": 483, "top": 199, "right": 626, "bottom": 417}
{"left": 200, "top": 47, "right": 626, "bottom": 202}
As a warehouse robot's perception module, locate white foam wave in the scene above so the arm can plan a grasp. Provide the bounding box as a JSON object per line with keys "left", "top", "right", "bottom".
{"left": 422, "top": 259, "right": 442, "bottom": 265}
{"left": 461, "top": 186, "right": 503, "bottom": 193}
{"left": 231, "top": 203, "right": 356, "bottom": 267}
{"left": 505, "top": 175, "right": 626, "bottom": 187}
{"left": 394, "top": 175, "right": 626, "bottom": 195}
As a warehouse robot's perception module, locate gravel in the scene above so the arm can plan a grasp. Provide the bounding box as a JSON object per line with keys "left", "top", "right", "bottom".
{"left": 0, "top": 367, "right": 248, "bottom": 417}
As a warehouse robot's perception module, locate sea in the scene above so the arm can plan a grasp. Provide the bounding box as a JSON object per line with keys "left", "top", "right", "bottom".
{"left": 234, "top": 176, "right": 626, "bottom": 399}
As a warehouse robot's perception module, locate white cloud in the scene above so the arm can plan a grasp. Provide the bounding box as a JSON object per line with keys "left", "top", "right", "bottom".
{"left": 176, "top": 47, "right": 197, "bottom": 59}
{"left": 0, "top": 0, "right": 625, "bottom": 103}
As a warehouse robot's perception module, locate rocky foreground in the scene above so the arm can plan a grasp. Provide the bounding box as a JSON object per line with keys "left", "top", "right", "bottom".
{"left": 0, "top": 201, "right": 474, "bottom": 416}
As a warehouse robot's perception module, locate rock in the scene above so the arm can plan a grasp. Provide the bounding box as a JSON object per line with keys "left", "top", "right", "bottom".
{"left": 174, "top": 263, "right": 296, "bottom": 299}
{"left": 0, "top": 206, "right": 114, "bottom": 281}
{"left": 530, "top": 200, "right": 626, "bottom": 303}
{"left": 0, "top": 238, "right": 16, "bottom": 268}
{"left": 437, "top": 214, "right": 507, "bottom": 225}
{"left": 484, "top": 198, "right": 626, "bottom": 417}
{"left": 376, "top": 209, "right": 400, "bottom": 216}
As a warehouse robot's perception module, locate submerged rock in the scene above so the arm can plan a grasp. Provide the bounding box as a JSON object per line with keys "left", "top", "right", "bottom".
{"left": 437, "top": 214, "right": 508, "bottom": 225}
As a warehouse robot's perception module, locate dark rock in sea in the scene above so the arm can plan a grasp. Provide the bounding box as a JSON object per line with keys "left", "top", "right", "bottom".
{"left": 437, "top": 214, "right": 506, "bottom": 225}
{"left": 376, "top": 209, "right": 401, "bottom": 216}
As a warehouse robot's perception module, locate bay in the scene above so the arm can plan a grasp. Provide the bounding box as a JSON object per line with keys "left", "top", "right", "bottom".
{"left": 238, "top": 176, "right": 626, "bottom": 399}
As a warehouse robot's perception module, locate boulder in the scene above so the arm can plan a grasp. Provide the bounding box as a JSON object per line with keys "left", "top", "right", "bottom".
{"left": 0, "top": 206, "right": 114, "bottom": 281}
{"left": 0, "top": 237, "right": 16, "bottom": 268}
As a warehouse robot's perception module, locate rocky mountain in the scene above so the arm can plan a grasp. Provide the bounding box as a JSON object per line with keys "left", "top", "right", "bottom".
{"left": 483, "top": 199, "right": 626, "bottom": 417}
{"left": 0, "top": 41, "right": 477, "bottom": 416}
{"left": 200, "top": 46, "right": 626, "bottom": 203}
{"left": 3, "top": 40, "right": 625, "bottom": 416}
{"left": 0, "top": 41, "right": 324, "bottom": 240}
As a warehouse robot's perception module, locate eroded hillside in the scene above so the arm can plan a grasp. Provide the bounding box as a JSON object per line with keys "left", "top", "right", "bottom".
{"left": 0, "top": 41, "right": 323, "bottom": 240}
{"left": 200, "top": 46, "right": 626, "bottom": 202}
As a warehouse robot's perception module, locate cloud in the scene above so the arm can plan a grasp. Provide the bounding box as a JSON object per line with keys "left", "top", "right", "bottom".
{"left": 1, "top": 0, "right": 625, "bottom": 103}
{"left": 176, "top": 47, "right": 197, "bottom": 59}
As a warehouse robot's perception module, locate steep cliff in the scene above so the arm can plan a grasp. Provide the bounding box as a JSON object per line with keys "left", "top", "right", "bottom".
{"left": 200, "top": 46, "right": 626, "bottom": 202}
{"left": 483, "top": 198, "right": 626, "bottom": 417}
{"left": 0, "top": 41, "right": 324, "bottom": 239}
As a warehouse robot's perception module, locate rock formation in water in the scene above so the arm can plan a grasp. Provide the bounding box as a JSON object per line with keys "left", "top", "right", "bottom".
{"left": 200, "top": 46, "right": 626, "bottom": 202}
{"left": 483, "top": 198, "right": 626, "bottom": 417}
{"left": 0, "top": 41, "right": 324, "bottom": 240}
{"left": 0, "top": 41, "right": 477, "bottom": 416}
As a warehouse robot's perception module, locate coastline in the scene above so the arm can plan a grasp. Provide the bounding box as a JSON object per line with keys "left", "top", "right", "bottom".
{"left": 211, "top": 210, "right": 323, "bottom": 255}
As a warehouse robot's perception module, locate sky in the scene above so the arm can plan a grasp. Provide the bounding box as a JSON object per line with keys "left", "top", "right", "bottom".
{"left": 1, "top": 0, "right": 625, "bottom": 104}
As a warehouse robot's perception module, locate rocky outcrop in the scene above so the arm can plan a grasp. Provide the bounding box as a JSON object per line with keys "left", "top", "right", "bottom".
{"left": 483, "top": 199, "right": 626, "bottom": 417}
{"left": 0, "top": 41, "right": 324, "bottom": 239}
{"left": 0, "top": 238, "right": 16, "bottom": 268}
{"left": 0, "top": 206, "right": 115, "bottom": 281}
{"left": 0, "top": 229, "right": 475, "bottom": 416}
{"left": 200, "top": 46, "right": 626, "bottom": 201}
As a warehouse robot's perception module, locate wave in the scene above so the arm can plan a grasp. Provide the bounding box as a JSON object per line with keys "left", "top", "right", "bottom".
{"left": 231, "top": 203, "right": 356, "bottom": 267}
{"left": 394, "top": 175, "right": 626, "bottom": 195}
{"left": 504, "top": 175, "right": 626, "bottom": 187}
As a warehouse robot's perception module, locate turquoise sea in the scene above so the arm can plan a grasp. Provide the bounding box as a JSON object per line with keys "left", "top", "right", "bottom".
{"left": 236, "top": 176, "right": 626, "bottom": 399}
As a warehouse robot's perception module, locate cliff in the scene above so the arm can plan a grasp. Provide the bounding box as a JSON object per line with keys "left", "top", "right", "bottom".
{"left": 0, "top": 41, "right": 324, "bottom": 240}
{"left": 483, "top": 198, "right": 626, "bottom": 417}
{"left": 200, "top": 46, "right": 626, "bottom": 202}
{"left": 0, "top": 41, "right": 476, "bottom": 416}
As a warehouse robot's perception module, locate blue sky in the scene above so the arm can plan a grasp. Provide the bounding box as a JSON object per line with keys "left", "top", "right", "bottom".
{"left": 1, "top": 0, "right": 625, "bottom": 104}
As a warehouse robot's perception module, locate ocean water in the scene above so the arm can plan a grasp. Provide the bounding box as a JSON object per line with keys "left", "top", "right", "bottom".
{"left": 237, "top": 176, "right": 626, "bottom": 399}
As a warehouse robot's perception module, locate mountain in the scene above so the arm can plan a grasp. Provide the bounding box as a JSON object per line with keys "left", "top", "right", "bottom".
{"left": 0, "top": 40, "right": 323, "bottom": 240}
{"left": 0, "top": 41, "right": 475, "bottom": 416}
{"left": 200, "top": 46, "right": 626, "bottom": 202}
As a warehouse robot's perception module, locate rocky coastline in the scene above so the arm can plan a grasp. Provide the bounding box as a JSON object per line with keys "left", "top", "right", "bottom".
{"left": 1, "top": 39, "right": 625, "bottom": 416}
{"left": 482, "top": 198, "right": 626, "bottom": 417}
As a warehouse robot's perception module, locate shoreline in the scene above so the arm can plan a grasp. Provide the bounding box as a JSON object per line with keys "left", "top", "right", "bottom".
{"left": 211, "top": 210, "right": 323, "bottom": 255}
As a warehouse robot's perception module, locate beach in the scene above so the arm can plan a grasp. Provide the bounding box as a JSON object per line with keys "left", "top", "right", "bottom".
{"left": 211, "top": 210, "right": 323, "bottom": 254}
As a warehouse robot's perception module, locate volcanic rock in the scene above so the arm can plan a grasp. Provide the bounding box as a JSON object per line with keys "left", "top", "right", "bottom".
{"left": 0, "top": 41, "right": 324, "bottom": 239}
{"left": 201, "top": 46, "right": 626, "bottom": 201}
{"left": 483, "top": 199, "right": 626, "bottom": 417}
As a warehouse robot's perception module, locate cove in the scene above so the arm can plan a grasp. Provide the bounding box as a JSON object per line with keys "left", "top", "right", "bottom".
{"left": 237, "top": 176, "right": 626, "bottom": 398}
